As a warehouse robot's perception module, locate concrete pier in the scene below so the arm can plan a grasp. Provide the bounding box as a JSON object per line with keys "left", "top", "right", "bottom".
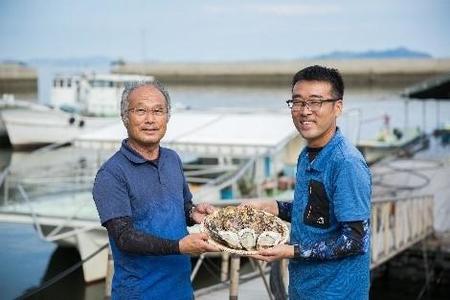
{"left": 0, "top": 63, "right": 37, "bottom": 94}
{"left": 112, "top": 58, "right": 450, "bottom": 87}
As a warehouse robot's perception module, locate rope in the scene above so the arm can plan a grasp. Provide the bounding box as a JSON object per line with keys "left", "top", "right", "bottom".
{"left": 17, "top": 243, "right": 109, "bottom": 300}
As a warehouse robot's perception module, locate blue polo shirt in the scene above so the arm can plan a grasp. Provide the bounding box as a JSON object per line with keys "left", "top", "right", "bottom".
{"left": 93, "top": 139, "right": 193, "bottom": 300}
{"left": 289, "top": 128, "right": 371, "bottom": 299}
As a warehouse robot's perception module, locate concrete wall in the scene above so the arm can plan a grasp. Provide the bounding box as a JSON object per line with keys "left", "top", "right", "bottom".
{"left": 0, "top": 64, "right": 38, "bottom": 94}
{"left": 112, "top": 58, "right": 450, "bottom": 87}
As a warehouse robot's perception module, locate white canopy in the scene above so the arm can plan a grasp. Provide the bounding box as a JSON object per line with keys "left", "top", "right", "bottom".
{"left": 74, "top": 110, "right": 298, "bottom": 157}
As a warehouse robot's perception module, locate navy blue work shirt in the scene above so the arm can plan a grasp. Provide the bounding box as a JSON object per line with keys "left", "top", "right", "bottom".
{"left": 290, "top": 128, "right": 372, "bottom": 299}
{"left": 93, "top": 139, "right": 193, "bottom": 300}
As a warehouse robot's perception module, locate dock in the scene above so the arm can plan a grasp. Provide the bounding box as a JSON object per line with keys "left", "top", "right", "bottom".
{"left": 403, "top": 72, "right": 450, "bottom": 99}
{"left": 198, "top": 139, "right": 450, "bottom": 299}
{"left": 112, "top": 58, "right": 450, "bottom": 86}
{"left": 0, "top": 128, "right": 449, "bottom": 298}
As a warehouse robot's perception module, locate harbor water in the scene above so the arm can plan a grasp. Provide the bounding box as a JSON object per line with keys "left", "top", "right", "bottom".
{"left": 1, "top": 77, "right": 450, "bottom": 299}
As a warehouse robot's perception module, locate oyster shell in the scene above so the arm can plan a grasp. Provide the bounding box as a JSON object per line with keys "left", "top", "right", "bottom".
{"left": 238, "top": 228, "right": 257, "bottom": 250}
{"left": 218, "top": 231, "right": 242, "bottom": 249}
{"left": 257, "top": 231, "right": 281, "bottom": 249}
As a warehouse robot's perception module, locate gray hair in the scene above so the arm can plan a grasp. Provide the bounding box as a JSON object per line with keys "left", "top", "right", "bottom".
{"left": 120, "top": 80, "right": 171, "bottom": 127}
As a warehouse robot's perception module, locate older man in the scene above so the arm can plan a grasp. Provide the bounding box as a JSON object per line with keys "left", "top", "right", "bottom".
{"left": 247, "top": 65, "right": 372, "bottom": 299}
{"left": 93, "top": 81, "right": 217, "bottom": 299}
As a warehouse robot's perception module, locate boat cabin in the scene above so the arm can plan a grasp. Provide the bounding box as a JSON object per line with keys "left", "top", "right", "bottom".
{"left": 51, "top": 73, "right": 154, "bottom": 117}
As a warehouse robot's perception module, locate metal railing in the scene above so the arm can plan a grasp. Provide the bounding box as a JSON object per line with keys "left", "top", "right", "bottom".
{"left": 371, "top": 194, "right": 433, "bottom": 268}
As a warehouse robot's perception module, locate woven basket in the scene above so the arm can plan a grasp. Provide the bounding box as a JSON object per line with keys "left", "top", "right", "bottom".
{"left": 201, "top": 208, "right": 289, "bottom": 256}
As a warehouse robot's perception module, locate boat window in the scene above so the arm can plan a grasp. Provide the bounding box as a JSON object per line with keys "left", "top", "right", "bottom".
{"left": 67, "top": 79, "right": 72, "bottom": 88}
{"left": 60, "top": 79, "right": 64, "bottom": 87}
{"left": 91, "top": 80, "right": 104, "bottom": 87}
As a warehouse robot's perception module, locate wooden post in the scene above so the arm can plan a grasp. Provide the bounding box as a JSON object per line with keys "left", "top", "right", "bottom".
{"left": 229, "top": 254, "right": 240, "bottom": 300}
{"left": 191, "top": 254, "right": 205, "bottom": 281}
{"left": 255, "top": 260, "right": 273, "bottom": 300}
{"left": 280, "top": 258, "right": 288, "bottom": 291}
{"left": 104, "top": 246, "right": 114, "bottom": 299}
{"left": 221, "top": 252, "right": 230, "bottom": 282}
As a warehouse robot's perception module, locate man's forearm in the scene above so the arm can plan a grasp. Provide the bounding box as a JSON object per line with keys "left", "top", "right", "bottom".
{"left": 293, "top": 220, "right": 370, "bottom": 261}
{"left": 105, "top": 217, "right": 180, "bottom": 255}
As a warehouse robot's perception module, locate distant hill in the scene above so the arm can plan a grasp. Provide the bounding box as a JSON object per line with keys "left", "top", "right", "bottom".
{"left": 314, "top": 47, "right": 432, "bottom": 59}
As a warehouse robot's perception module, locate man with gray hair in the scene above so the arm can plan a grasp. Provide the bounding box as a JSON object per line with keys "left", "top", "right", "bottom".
{"left": 93, "top": 80, "right": 217, "bottom": 299}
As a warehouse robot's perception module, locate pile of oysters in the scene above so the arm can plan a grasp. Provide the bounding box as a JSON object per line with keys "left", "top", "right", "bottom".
{"left": 203, "top": 206, "right": 287, "bottom": 252}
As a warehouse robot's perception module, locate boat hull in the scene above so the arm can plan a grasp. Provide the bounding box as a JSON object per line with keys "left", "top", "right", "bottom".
{"left": 2, "top": 109, "right": 117, "bottom": 149}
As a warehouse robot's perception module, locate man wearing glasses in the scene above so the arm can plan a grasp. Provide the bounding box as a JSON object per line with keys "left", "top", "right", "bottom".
{"left": 248, "top": 65, "right": 371, "bottom": 299}
{"left": 93, "top": 81, "right": 217, "bottom": 299}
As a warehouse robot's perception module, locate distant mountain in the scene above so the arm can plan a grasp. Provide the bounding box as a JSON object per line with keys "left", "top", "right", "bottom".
{"left": 314, "top": 47, "right": 432, "bottom": 59}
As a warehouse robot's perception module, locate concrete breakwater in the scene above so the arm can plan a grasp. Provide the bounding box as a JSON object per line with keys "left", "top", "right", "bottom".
{"left": 0, "top": 63, "right": 37, "bottom": 94}
{"left": 113, "top": 58, "right": 450, "bottom": 87}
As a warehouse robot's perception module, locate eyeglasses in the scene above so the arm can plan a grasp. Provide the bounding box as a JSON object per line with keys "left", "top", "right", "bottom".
{"left": 127, "top": 107, "right": 167, "bottom": 117}
{"left": 286, "top": 98, "right": 339, "bottom": 112}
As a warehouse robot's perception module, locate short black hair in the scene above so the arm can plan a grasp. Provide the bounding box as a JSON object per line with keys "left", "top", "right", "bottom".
{"left": 291, "top": 65, "right": 344, "bottom": 99}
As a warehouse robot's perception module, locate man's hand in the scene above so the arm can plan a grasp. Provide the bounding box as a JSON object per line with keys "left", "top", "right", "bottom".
{"left": 250, "top": 244, "right": 294, "bottom": 262}
{"left": 191, "top": 202, "right": 216, "bottom": 224}
{"left": 179, "top": 232, "right": 219, "bottom": 254}
{"left": 239, "top": 198, "right": 279, "bottom": 216}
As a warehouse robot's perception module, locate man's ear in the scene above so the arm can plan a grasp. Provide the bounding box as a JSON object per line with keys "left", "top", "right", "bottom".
{"left": 335, "top": 100, "right": 343, "bottom": 117}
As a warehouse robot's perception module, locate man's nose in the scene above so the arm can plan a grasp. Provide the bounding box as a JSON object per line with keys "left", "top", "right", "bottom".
{"left": 143, "top": 111, "right": 156, "bottom": 122}
{"left": 300, "top": 106, "right": 312, "bottom": 116}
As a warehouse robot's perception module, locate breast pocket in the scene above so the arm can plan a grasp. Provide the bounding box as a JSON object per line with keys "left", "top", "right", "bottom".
{"left": 303, "top": 180, "right": 331, "bottom": 229}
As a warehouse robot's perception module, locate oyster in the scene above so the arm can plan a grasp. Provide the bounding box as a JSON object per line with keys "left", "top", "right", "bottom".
{"left": 257, "top": 231, "right": 281, "bottom": 249}
{"left": 218, "top": 231, "right": 242, "bottom": 249}
{"left": 238, "top": 228, "right": 257, "bottom": 250}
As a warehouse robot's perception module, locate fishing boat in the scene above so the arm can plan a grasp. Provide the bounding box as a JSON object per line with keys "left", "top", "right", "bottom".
{"left": 2, "top": 73, "right": 153, "bottom": 149}
{"left": 357, "top": 126, "right": 428, "bottom": 165}
{"left": 0, "top": 94, "right": 45, "bottom": 142}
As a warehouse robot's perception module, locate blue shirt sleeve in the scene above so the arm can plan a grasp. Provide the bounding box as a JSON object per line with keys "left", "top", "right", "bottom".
{"left": 333, "top": 158, "right": 371, "bottom": 222}
{"left": 92, "top": 168, "right": 132, "bottom": 225}
{"left": 295, "top": 220, "right": 370, "bottom": 261}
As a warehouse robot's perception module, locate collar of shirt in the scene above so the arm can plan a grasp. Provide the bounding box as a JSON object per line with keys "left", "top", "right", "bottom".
{"left": 120, "top": 139, "right": 165, "bottom": 165}
{"left": 301, "top": 127, "right": 344, "bottom": 172}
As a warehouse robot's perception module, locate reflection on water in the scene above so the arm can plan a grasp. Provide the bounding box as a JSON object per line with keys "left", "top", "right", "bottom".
{"left": 370, "top": 249, "right": 450, "bottom": 300}
{"left": 24, "top": 247, "right": 103, "bottom": 300}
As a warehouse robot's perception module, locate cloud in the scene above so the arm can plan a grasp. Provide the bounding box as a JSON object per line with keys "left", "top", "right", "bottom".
{"left": 204, "top": 3, "right": 341, "bottom": 16}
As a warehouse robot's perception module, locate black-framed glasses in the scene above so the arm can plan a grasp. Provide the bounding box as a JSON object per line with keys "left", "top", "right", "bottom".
{"left": 286, "top": 98, "right": 339, "bottom": 112}
{"left": 127, "top": 107, "right": 168, "bottom": 117}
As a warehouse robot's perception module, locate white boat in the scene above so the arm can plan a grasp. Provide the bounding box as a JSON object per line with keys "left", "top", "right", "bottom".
{"left": 51, "top": 73, "right": 153, "bottom": 117}
{"left": 2, "top": 73, "right": 153, "bottom": 149}
{"left": 0, "top": 94, "right": 45, "bottom": 142}
{"left": 0, "top": 109, "right": 304, "bottom": 282}
{"left": 357, "top": 127, "right": 428, "bottom": 164}
{"left": 1, "top": 108, "right": 118, "bottom": 149}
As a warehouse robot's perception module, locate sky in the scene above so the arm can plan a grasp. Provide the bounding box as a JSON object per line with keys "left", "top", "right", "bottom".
{"left": 1, "top": 0, "right": 449, "bottom": 62}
